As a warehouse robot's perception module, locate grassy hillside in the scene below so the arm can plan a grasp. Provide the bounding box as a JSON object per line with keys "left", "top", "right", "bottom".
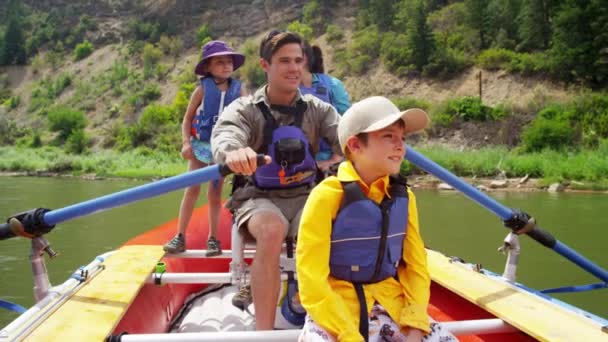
{"left": 1, "top": 0, "right": 607, "bottom": 185}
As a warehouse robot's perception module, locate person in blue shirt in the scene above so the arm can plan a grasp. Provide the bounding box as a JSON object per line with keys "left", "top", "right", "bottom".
{"left": 300, "top": 41, "right": 350, "bottom": 168}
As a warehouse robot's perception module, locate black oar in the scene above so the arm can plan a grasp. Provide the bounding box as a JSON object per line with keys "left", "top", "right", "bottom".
{"left": 405, "top": 145, "right": 608, "bottom": 283}
{"left": 0, "top": 156, "right": 266, "bottom": 241}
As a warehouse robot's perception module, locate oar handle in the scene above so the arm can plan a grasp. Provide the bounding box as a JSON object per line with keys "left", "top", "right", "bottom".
{"left": 0, "top": 223, "right": 14, "bottom": 240}
{"left": 405, "top": 145, "right": 608, "bottom": 283}
{"left": 218, "top": 154, "right": 267, "bottom": 177}
{"left": 1, "top": 155, "right": 268, "bottom": 241}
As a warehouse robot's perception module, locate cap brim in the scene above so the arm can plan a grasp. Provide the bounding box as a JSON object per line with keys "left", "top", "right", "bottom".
{"left": 362, "top": 108, "right": 429, "bottom": 135}
{"left": 194, "top": 52, "right": 246, "bottom": 75}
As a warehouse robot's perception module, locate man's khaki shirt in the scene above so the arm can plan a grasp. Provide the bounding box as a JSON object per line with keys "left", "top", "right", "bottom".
{"left": 211, "top": 85, "right": 342, "bottom": 199}
{"left": 211, "top": 85, "right": 341, "bottom": 164}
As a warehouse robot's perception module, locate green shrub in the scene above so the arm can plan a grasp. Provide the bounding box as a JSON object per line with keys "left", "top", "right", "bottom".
{"left": 391, "top": 97, "right": 431, "bottom": 111}
{"left": 74, "top": 40, "right": 93, "bottom": 60}
{"left": 142, "top": 43, "right": 162, "bottom": 79}
{"left": 507, "top": 52, "right": 550, "bottom": 74}
{"left": 47, "top": 107, "right": 87, "bottom": 142}
{"left": 65, "top": 129, "right": 88, "bottom": 154}
{"left": 129, "top": 20, "right": 161, "bottom": 42}
{"left": 287, "top": 21, "right": 313, "bottom": 41}
{"left": 335, "top": 27, "right": 382, "bottom": 75}
{"left": 196, "top": 24, "right": 212, "bottom": 46}
{"left": 350, "top": 55, "right": 372, "bottom": 74}
{"left": 423, "top": 47, "right": 469, "bottom": 79}
{"left": 172, "top": 84, "right": 196, "bottom": 121}
{"left": 0, "top": 116, "right": 27, "bottom": 145}
{"left": 142, "top": 83, "right": 161, "bottom": 102}
{"left": 158, "top": 34, "right": 183, "bottom": 57}
{"left": 31, "top": 132, "right": 42, "bottom": 147}
{"left": 140, "top": 104, "right": 174, "bottom": 127}
{"left": 446, "top": 96, "right": 503, "bottom": 121}
{"left": 477, "top": 48, "right": 514, "bottom": 70}
{"left": 531, "top": 94, "right": 608, "bottom": 147}
{"left": 520, "top": 118, "right": 576, "bottom": 152}
{"left": 325, "top": 24, "right": 344, "bottom": 43}
{"left": 381, "top": 32, "right": 413, "bottom": 76}
{"left": 236, "top": 40, "right": 266, "bottom": 89}
{"left": 477, "top": 49, "right": 550, "bottom": 75}
{"left": 351, "top": 26, "right": 381, "bottom": 59}
{"left": 109, "top": 62, "right": 129, "bottom": 85}
{"left": 15, "top": 130, "right": 42, "bottom": 148}
{"left": 52, "top": 73, "right": 72, "bottom": 97}
{"left": 3, "top": 95, "right": 20, "bottom": 110}
{"left": 303, "top": 0, "right": 325, "bottom": 34}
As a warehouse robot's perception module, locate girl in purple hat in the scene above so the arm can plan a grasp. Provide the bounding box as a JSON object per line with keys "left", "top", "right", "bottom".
{"left": 164, "top": 40, "right": 246, "bottom": 255}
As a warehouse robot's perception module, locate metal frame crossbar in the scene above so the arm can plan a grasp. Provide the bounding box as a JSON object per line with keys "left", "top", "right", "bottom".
{"left": 112, "top": 319, "right": 517, "bottom": 341}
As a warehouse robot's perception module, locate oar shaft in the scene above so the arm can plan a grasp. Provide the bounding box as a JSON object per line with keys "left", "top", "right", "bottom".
{"left": 554, "top": 241, "right": 608, "bottom": 282}
{"left": 43, "top": 165, "right": 223, "bottom": 226}
{"left": 405, "top": 147, "right": 512, "bottom": 219}
{"left": 405, "top": 145, "right": 608, "bottom": 283}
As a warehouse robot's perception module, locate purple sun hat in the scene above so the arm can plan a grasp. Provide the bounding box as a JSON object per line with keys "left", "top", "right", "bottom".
{"left": 194, "top": 40, "right": 245, "bottom": 76}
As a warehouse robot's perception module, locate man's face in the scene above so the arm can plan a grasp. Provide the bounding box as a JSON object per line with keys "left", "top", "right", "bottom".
{"left": 260, "top": 43, "right": 304, "bottom": 93}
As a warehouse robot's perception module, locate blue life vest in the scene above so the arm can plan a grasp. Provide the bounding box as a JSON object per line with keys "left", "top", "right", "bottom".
{"left": 252, "top": 101, "right": 317, "bottom": 189}
{"left": 191, "top": 77, "right": 241, "bottom": 142}
{"left": 299, "top": 73, "right": 333, "bottom": 105}
{"left": 330, "top": 177, "right": 409, "bottom": 283}
{"left": 300, "top": 74, "right": 336, "bottom": 161}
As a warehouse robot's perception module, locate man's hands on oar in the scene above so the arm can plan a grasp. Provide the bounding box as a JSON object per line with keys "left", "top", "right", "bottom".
{"left": 223, "top": 147, "right": 272, "bottom": 176}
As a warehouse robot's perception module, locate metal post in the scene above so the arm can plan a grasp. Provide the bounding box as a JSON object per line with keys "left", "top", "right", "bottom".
{"left": 30, "top": 237, "right": 52, "bottom": 302}
{"left": 479, "top": 70, "right": 483, "bottom": 101}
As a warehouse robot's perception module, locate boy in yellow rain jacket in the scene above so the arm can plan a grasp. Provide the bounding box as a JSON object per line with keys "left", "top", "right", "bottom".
{"left": 296, "top": 96, "right": 456, "bottom": 342}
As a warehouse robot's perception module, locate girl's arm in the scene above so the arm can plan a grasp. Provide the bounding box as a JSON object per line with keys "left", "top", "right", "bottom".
{"left": 396, "top": 190, "right": 431, "bottom": 334}
{"left": 296, "top": 180, "right": 362, "bottom": 341}
{"left": 316, "top": 153, "right": 343, "bottom": 171}
{"left": 181, "top": 85, "right": 204, "bottom": 159}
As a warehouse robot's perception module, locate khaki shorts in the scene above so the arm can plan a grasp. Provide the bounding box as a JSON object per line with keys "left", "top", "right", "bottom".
{"left": 227, "top": 185, "right": 310, "bottom": 240}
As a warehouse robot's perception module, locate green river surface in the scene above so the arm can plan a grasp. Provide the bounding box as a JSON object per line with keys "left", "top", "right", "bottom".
{"left": 1, "top": 176, "right": 606, "bottom": 328}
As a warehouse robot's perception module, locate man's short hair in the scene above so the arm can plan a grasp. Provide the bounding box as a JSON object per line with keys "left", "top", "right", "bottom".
{"left": 259, "top": 30, "right": 303, "bottom": 63}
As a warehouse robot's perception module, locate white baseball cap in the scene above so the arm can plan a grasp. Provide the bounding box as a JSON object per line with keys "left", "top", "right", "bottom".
{"left": 338, "top": 96, "right": 429, "bottom": 153}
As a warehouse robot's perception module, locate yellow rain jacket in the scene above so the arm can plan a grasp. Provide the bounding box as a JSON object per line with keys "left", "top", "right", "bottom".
{"left": 296, "top": 161, "right": 430, "bottom": 341}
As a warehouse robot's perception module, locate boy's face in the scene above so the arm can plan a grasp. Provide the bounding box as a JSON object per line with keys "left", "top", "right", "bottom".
{"left": 260, "top": 43, "right": 304, "bottom": 93}
{"left": 207, "top": 55, "right": 234, "bottom": 79}
{"left": 350, "top": 121, "right": 406, "bottom": 177}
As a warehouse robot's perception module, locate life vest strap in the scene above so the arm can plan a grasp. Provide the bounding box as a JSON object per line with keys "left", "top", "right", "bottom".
{"left": 354, "top": 282, "right": 369, "bottom": 342}
{"left": 255, "top": 100, "right": 307, "bottom": 154}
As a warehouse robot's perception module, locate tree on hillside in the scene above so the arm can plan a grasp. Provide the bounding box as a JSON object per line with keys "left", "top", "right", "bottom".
{"left": 357, "top": 0, "right": 399, "bottom": 30}
{"left": 303, "top": 1, "right": 325, "bottom": 34}
{"left": 517, "top": 0, "right": 552, "bottom": 51}
{"left": 549, "top": 0, "right": 608, "bottom": 84}
{"left": 407, "top": 0, "right": 435, "bottom": 70}
{"left": 487, "top": 0, "right": 521, "bottom": 48}
{"left": 0, "top": 0, "right": 26, "bottom": 65}
{"left": 427, "top": 0, "right": 450, "bottom": 11}
{"left": 465, "top": 0, "right": 491, "bottom": 49}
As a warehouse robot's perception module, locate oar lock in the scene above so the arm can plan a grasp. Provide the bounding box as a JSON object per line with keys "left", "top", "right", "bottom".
{"left": 8, "top": 208, "right": 55, "bottom": 239}
{"left": 503, "top": 209, "right": 536, "bottom": 235}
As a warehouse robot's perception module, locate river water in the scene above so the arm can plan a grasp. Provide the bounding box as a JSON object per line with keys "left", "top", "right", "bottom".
{"left": 1, "top": 176, "right": 606, "bottom": 327}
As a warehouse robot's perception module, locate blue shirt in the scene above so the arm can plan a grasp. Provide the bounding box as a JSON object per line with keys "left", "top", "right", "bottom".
{"left": 312, "top": 73, "right": 350, "bottom": 115}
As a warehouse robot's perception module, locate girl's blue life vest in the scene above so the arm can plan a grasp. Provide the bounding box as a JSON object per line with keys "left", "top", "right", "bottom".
{"left": 300, "top": 74, "right": 337, "bottom": 161}
{"left": 299, "top": 73, "right": 333, "bottom": 105}
{"left": 252, "top": 101, "right": 318, "bottom": 189}
{"left": 191, "top": 77, "right": 241, "bottom": 142}
{"left": 330, "top": 176, "right": 409, "bottom": 283}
